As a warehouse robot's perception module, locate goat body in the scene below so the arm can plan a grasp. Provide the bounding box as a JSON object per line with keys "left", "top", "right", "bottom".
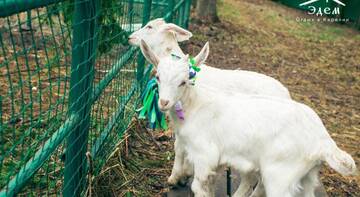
{"left": 128, "top": 18, "right": 291, "bottom": 99}
{"left": 198, "top": 66, "right": 290, "bottom": 98}
{"left": 171, "top": 87, "right": 355, "bottom": 197}
{"left": 138, "top": 40, "right": 356, "bottom": 196}
{"left": 130, "top": 21, "right": 291, "bottom": 193}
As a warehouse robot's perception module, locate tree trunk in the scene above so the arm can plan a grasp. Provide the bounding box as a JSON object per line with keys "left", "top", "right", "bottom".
{"left": 195, "top": 0, "right": 219, "bottom": 23}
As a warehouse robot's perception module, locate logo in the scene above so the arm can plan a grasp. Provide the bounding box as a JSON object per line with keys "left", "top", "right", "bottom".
{"left": 300, "top": 0, "right": 345, "bottom": 7}
{"left": 299, "top": 0, "right": 346, "bottom": 16}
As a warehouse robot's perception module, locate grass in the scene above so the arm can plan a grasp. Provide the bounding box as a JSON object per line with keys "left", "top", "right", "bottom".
{"left": 96, "top": 0, "right": 359, "bottom": 196}
{"left": 1, "top": 0, "right": 355, "bottom": 196}
{"left": 91, "top": 120, "right": 174, "bottom": 196}
{"left": 194, "top": 0, "right": 360, "bottom": 195}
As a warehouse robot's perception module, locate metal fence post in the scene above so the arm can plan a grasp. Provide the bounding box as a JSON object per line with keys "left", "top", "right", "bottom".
{"left": 26, "top": 10, "right": 32, "bottom": 30}
{"left": 63, "top": 0, "right": 98, "bottom": 196}
{"left": 184, "top": 0, "right": 192, "bottom": 29}
{"left": 226, "top": 168, "right": 232, "bottom": 197}
{"left": 166, "top": 0, "right": 175, "bottom": 22}
{"left": 128, "top": 0, "right": 134, "bottom": 32}
{"left": 177, "top": 2, "right": 184, "bottom": 26}
{"left": 137, "top": 0, "right": 152, "bottom": 82}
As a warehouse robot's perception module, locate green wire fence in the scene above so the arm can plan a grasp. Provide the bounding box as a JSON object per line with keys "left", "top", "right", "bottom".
{"left": 0, "top": 0, "right": 191, "bottom": 196}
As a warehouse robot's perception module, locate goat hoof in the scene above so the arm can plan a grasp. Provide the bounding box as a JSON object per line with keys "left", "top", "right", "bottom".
{"left": 168, "top": 176, "right": 188, "bottom": 188}
{"left": 168, "top": 182, "right": 181, "bottom": 189}
{"left": 177, "top": 177, "right": 189, "bottom": 187}
{"left": 168, "top": 176, "right": 179, "bottom": 186}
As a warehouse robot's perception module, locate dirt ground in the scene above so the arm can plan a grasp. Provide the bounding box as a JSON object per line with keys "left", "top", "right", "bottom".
{"left": 93, "top": 0, "right": 359, "bottom": 196}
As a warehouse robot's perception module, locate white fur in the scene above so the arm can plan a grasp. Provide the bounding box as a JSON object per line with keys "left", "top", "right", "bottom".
{"left": 131, "top": 19, "right": 289, "bottom": 196}
{"left": 132, "top": 19, "right": 290, "bottom": 196}
{"left": 129, "top": 18, "right": 191, "bottom": 58}
{"left": 139, "top": 41, "right": 357, "bottom": 197}
{"left": 129, "top": 18, "right": 291, "bottom": 98}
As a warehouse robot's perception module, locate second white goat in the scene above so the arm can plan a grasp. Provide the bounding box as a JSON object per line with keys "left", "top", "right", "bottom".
{"left": 139, "top": 40, "right": 357, "bottom": 197}
{"left": 129, "top": 18, "right": 291, "bottom": 99}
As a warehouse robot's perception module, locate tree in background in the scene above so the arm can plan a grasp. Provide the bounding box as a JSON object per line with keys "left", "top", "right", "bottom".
{"left": 195, "top": 0, "right": 219, "bottom": 23}
{"left": 61, "top": 0, "right": 128, "bottom": 54}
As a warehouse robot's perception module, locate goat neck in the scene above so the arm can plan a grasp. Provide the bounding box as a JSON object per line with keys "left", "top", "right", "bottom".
{"left": 155, "top": 34, "right": 185, "bottom": 58}
{"left": 170, "top": 85, "right": 207, "bottom": 124}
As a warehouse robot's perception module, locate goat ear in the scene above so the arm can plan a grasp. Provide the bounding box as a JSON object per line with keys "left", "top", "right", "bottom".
{"left": 140, "top": 39, "right": 159, "bottom": 66}
{"left": 194, "top": 42, "right": 209, "bottom": 67}
{"left": 152, "top": 18, "right": 166, "bottom": 25}
{"left": 161, "top": 23, "right": 193, "bottom": 42}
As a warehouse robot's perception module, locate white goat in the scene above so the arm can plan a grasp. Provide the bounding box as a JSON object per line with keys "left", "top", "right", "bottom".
{"left": 128, "top": 18, "right": 291, "bottom": 98}
{"left": 129, "top": 18, "right": 290, "bottom": 195}
{"left": 139, "top": 40, "right": 357, "bottom": 197}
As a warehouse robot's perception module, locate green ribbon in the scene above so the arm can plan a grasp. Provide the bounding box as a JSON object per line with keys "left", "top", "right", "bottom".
{"left": 189, "top": 56, "right": 200, "bottom": 72}
{"left": 137, "top": 57, "right": 200, "bottom": 130}
{"left": 137, "top": 78, "right": 168, "bottom": 130}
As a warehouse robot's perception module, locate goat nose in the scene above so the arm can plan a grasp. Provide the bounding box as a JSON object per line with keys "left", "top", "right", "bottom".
{"left": 128, "top": 36, "right": 136, "bottom": 41}
{"left": 160, "top": 99, "right": 169, "bottom": 107}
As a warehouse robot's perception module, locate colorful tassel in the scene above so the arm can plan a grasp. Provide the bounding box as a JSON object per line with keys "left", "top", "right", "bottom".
{"left": 137, "top": 56, "right": 201, "bottom": 128}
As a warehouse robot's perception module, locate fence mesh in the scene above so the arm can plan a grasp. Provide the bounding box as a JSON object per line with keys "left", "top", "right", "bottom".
{"left": 0, "top": 0, "right": 191, "bottom": 196}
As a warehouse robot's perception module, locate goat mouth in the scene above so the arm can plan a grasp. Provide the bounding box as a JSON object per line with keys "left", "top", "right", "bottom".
{"left": 128, "top": 37, "right": 138, "bottom": 45}
{"left": 159, "top": 107, "right": 169, "bottom": 112}
{"left": 159, "top": 106, "right": 171, "bottom": 112}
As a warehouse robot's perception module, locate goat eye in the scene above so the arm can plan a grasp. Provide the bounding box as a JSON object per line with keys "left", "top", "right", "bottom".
{"left": 179, "top": 81, "right": 186, "bottom": 87}
{"left": 147, "top": 25, "right": 153, "bottom": 29}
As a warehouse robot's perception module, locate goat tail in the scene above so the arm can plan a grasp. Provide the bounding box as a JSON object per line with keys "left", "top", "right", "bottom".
{"left": 322, "top": 143, "right": 357, "bottom": 176}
